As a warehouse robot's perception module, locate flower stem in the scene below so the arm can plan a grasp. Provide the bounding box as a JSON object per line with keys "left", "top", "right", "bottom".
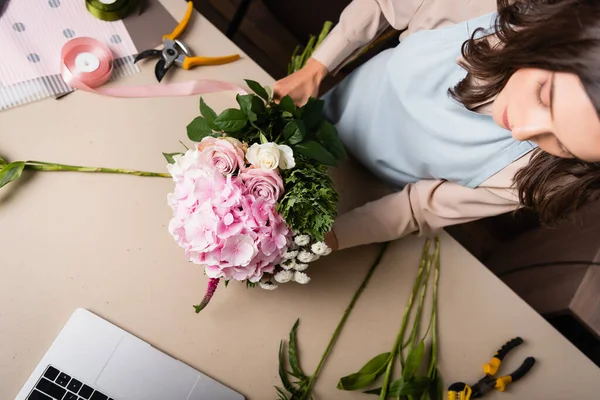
{"left": 428, "top": 238, "right": 441, "bottom": 379}
{"left": 380, "top": 240, "right": 430, "bottom": 400}
{"left": 25, "top": 161, "right": 170, "bottom": 178}
{"left": 303, "top": 242, "right": 389, "bottom": 399}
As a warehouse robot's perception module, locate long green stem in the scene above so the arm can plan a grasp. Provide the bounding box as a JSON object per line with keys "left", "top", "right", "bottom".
{"left": 428, "top": 238, "right": 441, "bottom": 379}
{"left": 303, "top": 242, "right": 389, "bottom": 398}
{"left": 26, "top": 161, "right": 170, "bottom": 178}
{"left": 379, "top": 240, "right": 430, "bottom": 400}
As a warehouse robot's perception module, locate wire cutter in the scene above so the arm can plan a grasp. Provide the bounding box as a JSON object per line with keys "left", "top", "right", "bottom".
{"left": 448, "top": 337, "right": 536, "bottom": 399}
{"left": 134, "top": 0, "right": 241, "bottom": 82}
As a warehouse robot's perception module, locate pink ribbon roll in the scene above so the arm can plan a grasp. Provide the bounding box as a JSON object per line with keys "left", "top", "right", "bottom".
{"left": 61, "top": 37, "right": 245, "bottom": 97}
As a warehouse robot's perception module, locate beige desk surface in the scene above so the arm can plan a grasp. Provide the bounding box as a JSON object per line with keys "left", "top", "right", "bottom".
{"left": 1, "top": 1, "right": 600, "bottom": 399}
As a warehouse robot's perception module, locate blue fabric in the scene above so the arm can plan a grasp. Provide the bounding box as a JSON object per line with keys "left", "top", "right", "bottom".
{"left": 321, "top": 12, "right": 536, "bottom": 189}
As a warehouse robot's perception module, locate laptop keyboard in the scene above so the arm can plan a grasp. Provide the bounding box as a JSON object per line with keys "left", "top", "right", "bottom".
{"left": 26, "top": 365, "right": 114, "bottom": 400}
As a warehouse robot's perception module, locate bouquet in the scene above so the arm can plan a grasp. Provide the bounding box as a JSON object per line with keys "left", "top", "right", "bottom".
{"left": 166, "top": 78, "right": 345, "bottom": 312}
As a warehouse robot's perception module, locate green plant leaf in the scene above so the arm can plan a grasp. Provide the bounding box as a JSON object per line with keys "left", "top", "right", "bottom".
{"left": 288, "top": 319, "right": 306, "bottom": 379}
{"left": 316, "top": 121, "right": 347, "bottom": 160}
{"left": 403, "top": 341, "right": 426, "bottom": 381}
{"left": 0, "top": 155, "right": 6, "bottom": 166}
{"left": 0, "top": 161, "right": 25, "bottom": 189}
{"left": 364, "top": 377, "right": 430, "bottom": 397}
{"left": 275, "top": 386, "right": 290, "bottom": 400}
{"left": 245, "top": 79, "right": 269, "bottom": 101}
{"left": 427, "top": 370, "right": 443, "bottom": 400}
{"left": 199, "top": 98, "right": 218, "bottom": 128}
{"left": 162, "top": 152, "right": 183, "bottom": 164}
{"left": 337, "top": 352, "right": 391, "bottom": 390}
{"left": 259, "top": 132, "right": 269, "bottom": 144}
{"left": 300, "top": 97, "right": 325, "bottom": 130}
{"left": 236, "top": 94, "right": 258, "bottom": 122}
{"left": 282, "top": 120, "right": 306, "bottom": 145}
{"left": 186, "top": 116, "right": 213, "bottom": 142}
{"left": 214, "top": 109, "right": 248, "bottom": 132}
{"left": 279, "top": 95, "right": 297, "bottom": 115}
{"left": 278, "top": 341, "right": 296, "bottom": 394}
{"left": 265, "top": 86, "right": 273, "bottom": 101}
{"left": 293, "top": 141, "right": 336, "bottom": 166}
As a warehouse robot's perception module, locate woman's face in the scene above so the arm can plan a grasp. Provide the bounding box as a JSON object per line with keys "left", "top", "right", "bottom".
{"left": 492, "top": 68, "right": 600, "bottom": 162}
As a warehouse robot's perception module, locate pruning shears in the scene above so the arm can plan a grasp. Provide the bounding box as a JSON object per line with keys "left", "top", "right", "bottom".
{"left": 134, "top": 0, "right": 240, "bottom": 82}
{"left": 447, "top": 337, "right": 536, "bottom": 399}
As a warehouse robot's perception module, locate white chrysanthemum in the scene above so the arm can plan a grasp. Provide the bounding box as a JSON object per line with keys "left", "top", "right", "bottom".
{"left": 298, "top": 250, "right": 319, "bottom": 263}
{"left": 294, "top": 263, "right": 308, "bottom": 272}
{"left": 280, "top": 258, "right": 296, "bottom": 270}
{"left": 283, "top": 250, "right": 299, "bottom": 260}
{"left": 294, "top": 235, "right": 311, "bottom": 246}
{"left": 259, "top": 282, "right": 278, "bottom": 290}
{"left": 274, "top": 270, "right": 294, "bottom": 283}
{"left": 311, "top": 242, "right": 332, "bottom": 256}
{"left": 294, "top": 271, "right": 311, "bottom": 284}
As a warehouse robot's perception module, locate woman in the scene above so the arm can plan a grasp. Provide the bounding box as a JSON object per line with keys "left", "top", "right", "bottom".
{"left": 273, "top": 0, "right": 600, "bottom": 251}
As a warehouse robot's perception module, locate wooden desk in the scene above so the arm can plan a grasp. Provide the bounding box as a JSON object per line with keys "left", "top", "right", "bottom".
{"left": 1, "top": 1, "right": 599, "bottom": 398}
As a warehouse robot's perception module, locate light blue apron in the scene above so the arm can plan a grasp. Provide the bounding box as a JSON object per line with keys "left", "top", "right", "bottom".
{"left": 322, "top": 12, "right": 536, "bottom": 189}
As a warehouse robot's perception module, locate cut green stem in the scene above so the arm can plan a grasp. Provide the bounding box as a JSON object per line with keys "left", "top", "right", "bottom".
{"left": 26, "top": 160, "right": 170, "bottom": 178}
{"left": 302, "top": 242, "right": 389, "bottom": 399}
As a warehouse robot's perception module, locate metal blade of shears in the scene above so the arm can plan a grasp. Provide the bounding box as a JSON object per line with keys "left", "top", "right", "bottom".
{"left": 134, "top": 49, "right": 161, "bottom": 64}
{"left": 154, "top": 58, "right": 170, "bottom": 82}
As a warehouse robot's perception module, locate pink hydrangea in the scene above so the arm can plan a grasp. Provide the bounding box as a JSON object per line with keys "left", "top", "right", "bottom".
{"left": 167, "top": 148, "right": 290, "bottom": 283}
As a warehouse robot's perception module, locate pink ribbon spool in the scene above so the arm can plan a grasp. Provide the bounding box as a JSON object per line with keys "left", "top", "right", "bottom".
{"left": 60, "top": 37, "right": 245, "bottom": 97}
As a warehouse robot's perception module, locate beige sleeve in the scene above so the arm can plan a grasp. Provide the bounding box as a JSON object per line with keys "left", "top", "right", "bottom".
{"left": 333, "top": 155, "right": 531, "bottom": 250}
{"left": 311, "top": 0, "right": 425, "bottom": 73}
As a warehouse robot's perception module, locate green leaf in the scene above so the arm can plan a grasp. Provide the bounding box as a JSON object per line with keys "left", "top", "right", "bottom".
{"left": 337, "top": 352, "right": 390, "bottom": 390}
{"left": 186, "top": 116, "right": 213, "bottom": 142}
{"left": 162, "top": 152, "right": 183, "bottom": 164}
{"left": 0, "top": 161, "right": 25, "bottom": 189}
{"left": 224, "top": 280, "right": 229, "bottom": 288}
{"left": 288, "top": 319, "right": 306, "bottom": 379}
{"left": 0, "top": 155, "right": 6, "bottom": 166}
{"left": 245, "top": 79, "right": 269, "bottom": 101}
{"left": 214, "top": 109, "right": 248, "bottom": 132}
{"left": 236, "top": 94, "right": 258, "bottom": 122}
{"left": 403, "top": 341, "right": 426, "bottom": 381}
{"left": 275, "top": 386, "right": 290, "bottom": 400}
{"left": 260, "top": 132, "right": 269, "bottom": 144}
{"left": 279, "top": 95, "right": 297, "bottom": 115}
{"left": 282, "top": 120, "right": 306, "bottom": 145}
{"left": 427, "top": 370, "right": 444, "bottom": 400}
{"left": 316, "top": 121, "right": 347, "bottom": 160}
{"left": 364, "top": 377, "right": 430, "bottom": 397}
{"left": 199, "top": 98, "right": 218, "bottom": 128}
{"left": 265, "top": 86, "right": 273, "bottom": 101}
{"left": 293, "top": 140, "right": 337, "bottom": 166}
{"left": 278, "top": 341, "right": 296, "bottom": 394}
{"left": 300, "top": 97, "right": 325, "bottom": 129}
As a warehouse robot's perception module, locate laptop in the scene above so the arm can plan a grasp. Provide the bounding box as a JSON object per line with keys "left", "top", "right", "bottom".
{"left": 15, "top": 309, "right": 245, "bottom": 400}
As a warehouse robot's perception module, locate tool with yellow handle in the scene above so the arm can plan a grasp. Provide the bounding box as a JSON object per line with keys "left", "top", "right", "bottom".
{"left": 447, "top": 338, "right": 536, "bottom": 399}
{"left": 134, "top": 0, "right": 241, "bottom": 82}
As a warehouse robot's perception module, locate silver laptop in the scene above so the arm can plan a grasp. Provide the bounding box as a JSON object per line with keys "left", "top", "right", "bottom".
{"left": 15, "top": 308, "right": 245, "bottom": 400}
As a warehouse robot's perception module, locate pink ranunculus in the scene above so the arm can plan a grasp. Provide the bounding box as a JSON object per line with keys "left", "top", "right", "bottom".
{"left": 239, "top": 166, "right": 284, "bottom": 202}
{"left": 197, "top": 136, "right": 246, "bottom": 175}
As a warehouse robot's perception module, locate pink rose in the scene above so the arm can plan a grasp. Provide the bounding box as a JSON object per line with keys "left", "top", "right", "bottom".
{"left": 197, "top": 136, "right": 245, "bottom": 175}
{"left": 240, "top": 167, "right": 284, "bottom": 202}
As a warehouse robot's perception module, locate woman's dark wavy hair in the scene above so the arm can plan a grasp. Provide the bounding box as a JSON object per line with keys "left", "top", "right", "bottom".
{"left": 450, "top": 0, "right": 600, "bottom": 225}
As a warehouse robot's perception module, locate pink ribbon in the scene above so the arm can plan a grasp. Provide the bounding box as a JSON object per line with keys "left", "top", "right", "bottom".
{"left": 61, "top": 37, "right": 245, "bottom": 97}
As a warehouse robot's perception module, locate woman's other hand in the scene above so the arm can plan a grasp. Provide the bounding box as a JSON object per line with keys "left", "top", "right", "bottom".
{"left": 273, "top": 58, "right": 328, "bottom": 106}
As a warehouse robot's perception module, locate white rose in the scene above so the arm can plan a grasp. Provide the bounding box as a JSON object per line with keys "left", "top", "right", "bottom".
{"left": 280, "top": 259, "right": 296, "bottom": 270}
{"left": 294, "top": 263, "right": 308, "bottom": 272}
{"left": 294, "top": 235, "right": 311, "bottom": 246}
{"left": 294, "top": 271, "right": 311, "bottom": 284}
{"left": 259, "top": 282, "right": 278, "bottom": 290}
{"left": 311, "top": 242, "right": 332, "bottom": 256}
{"left": 274, "top": 270, "right": 294, "bottom": 283}
{"left": 246, "top": 143, "right": 295, "bottom": 170}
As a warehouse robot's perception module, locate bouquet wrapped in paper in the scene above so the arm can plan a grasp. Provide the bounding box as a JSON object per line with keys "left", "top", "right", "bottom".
{"left": 166, "top": 79, "right": 345, "bottom": 312}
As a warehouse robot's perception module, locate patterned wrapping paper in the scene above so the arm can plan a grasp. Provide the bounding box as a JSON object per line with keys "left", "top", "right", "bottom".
{"left": 0, "top": 0, "right": 140, "bottom": 110}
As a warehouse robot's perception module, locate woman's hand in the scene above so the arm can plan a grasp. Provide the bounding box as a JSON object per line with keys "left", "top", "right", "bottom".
{"left": 273, "top": 58, "right": 329, "bottom": 106}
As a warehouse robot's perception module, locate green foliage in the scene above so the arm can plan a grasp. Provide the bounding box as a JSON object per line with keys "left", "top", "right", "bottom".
{"left": 276, "top": 319, "right": 313, "bottom": 400}
{"left": 276, "top": 159, "right": 338, "bottom": 242}
{"left": 0, "top": 161, "right": 25, "bottom": 189}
